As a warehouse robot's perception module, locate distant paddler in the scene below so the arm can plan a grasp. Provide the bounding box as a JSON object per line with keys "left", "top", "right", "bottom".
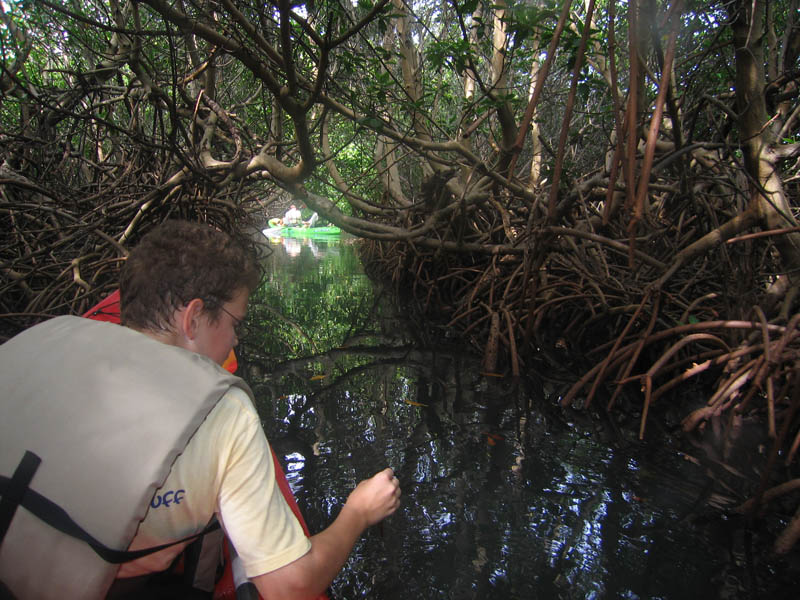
{"left": 283, "top": 204, "right": 302, "bottom": 226}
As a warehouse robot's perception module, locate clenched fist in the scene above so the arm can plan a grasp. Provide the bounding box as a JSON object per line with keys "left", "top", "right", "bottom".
{"left": 344, "top": 467, "right": 402, "bottom": 528}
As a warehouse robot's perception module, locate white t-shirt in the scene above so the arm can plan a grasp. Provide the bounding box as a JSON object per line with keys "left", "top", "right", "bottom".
{"left": 117, "top": 386, "right": 312, "bottom": 579}
{"left": 284, "top": 207, "right": 302, "bottom": 225}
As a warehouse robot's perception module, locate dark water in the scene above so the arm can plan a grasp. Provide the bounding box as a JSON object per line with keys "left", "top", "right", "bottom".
{"left": 238, "top": 234, "right": 797, "bottom": 599}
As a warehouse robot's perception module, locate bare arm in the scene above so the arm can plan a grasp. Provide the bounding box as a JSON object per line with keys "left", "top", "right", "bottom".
{"left": 251, "top": 468, "right": 401, "bottom": 600}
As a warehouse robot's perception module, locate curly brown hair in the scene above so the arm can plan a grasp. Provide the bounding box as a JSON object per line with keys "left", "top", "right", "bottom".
{"left": 120, "top": 220, "right": 261, "bottom": 332}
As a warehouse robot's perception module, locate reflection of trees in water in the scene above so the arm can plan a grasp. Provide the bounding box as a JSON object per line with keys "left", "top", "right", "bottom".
{"left": 237, "top": 242, "right": 796, "bottom": 597}
{"left": 243, "top": 329, "right": 789, "bottom": 597}
{"left": 247, "top": 334, "right": 586, "bottom": 596}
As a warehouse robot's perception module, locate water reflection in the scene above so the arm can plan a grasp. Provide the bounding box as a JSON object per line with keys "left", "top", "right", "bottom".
{"left": 263, "top": 233, "right": 330, "bottom": 260}
{"left": 237, "top": 239, "right": 786, "bottom": 600}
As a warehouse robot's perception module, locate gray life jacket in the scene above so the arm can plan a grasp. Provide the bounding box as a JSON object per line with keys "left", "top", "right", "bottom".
{"left": 0, "top": 316, "right": 254, "bottom": 600}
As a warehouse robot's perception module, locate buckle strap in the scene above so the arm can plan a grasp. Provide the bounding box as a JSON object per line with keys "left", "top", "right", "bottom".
{"left": 0, "top": 451, "right": 219, "bottom": 563}
{"left": 0, "top": 451, "right": 41, "bottom": 546}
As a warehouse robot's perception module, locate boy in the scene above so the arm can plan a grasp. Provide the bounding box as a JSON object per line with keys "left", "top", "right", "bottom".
{"left": 0, "top": 221, "right": 400, "bottom": 599}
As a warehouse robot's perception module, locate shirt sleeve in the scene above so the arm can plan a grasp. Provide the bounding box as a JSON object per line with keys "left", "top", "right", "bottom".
{"left": 216, "top": 387, "right": 312, "bottom": 577}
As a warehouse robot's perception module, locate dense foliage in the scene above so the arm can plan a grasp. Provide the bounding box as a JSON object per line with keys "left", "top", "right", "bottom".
{"left": 3, "top": 0, "right": 800, "bottom": 554}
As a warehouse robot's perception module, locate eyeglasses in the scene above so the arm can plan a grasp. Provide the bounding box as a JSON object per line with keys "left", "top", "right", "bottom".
{"left": 210, "top": 302, "right": 251, "bottom": 340}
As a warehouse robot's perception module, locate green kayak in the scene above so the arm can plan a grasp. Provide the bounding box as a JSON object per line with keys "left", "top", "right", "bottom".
{"left": 263, "top": 225, "right": 342, "bottom": 238}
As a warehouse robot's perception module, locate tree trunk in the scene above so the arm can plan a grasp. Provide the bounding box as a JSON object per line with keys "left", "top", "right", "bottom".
{"left": 731, "top": 0, "right": 800, "bottom": 313}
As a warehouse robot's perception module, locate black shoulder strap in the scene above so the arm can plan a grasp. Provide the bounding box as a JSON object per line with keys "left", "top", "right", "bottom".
{"left": 0, "top": 451, "right": 219, "bottom": 564}
{"left": 0, "top": 451, "right": 41, "bottom": 546}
